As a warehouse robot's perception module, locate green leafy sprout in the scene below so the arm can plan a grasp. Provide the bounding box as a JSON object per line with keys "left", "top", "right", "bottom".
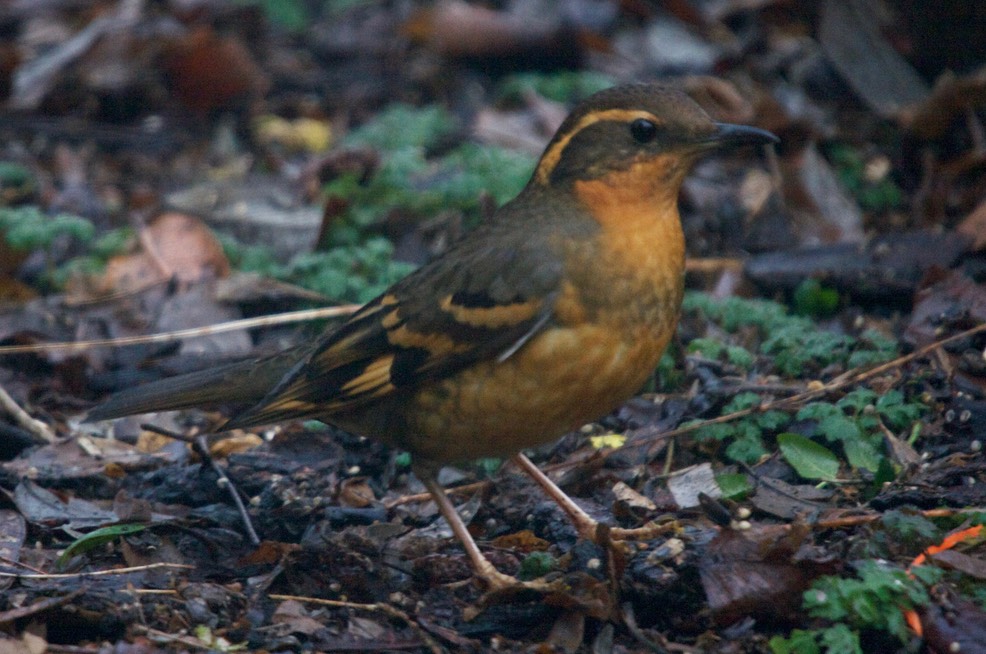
{"left": 681, "top": 293, "right": 922, "bottom": 469}
{"left": 826, "top": 143, "right": 903, "bottom": 213}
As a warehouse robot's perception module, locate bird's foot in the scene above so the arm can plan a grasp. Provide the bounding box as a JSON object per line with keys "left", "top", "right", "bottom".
{"left": 464, "top": 563, "right": 569, "bottom": 621}
{"left": 476, "top": 564, "right": 558, "bottom": 594}
{"left": 510, "top": 453, "right": 674, "bottom": 546}
{"left": 572, "top": 516, "right": 675, "bottom": 544}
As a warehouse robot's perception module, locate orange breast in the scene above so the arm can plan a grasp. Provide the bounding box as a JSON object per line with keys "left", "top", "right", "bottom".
{"left": 401, "top": 320, "right": 674, "bottom": 462}
{"left": 397, "top": 168, "right": 687, "bottom": 463}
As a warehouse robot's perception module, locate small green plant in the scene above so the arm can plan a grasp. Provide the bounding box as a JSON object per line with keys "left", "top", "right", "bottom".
{"left": 0, "top": 206, "right": 105, "bottom": 290}
{"left": 474, "top": 457, "right": 503, "bottom": 478}
{"left": 219, "top": 102, "right": 538, "bottom": 303}
{"left": 682, "top": 293, "right": 898, "bottom": 376}
{"left": 693, "top": 392, "right": 789, "bottom": 464}
{"left": 793, "top": 278, "right": 840, "bottom": 318}
{"left": 680, "top": 293, "right": 910, "bottom": 468}
{"left": 0, "top": 206, "right": 94, "bottom": 251}
{"left": 497, "top": 71, "right": 615, "bottom": 104}
{"left": 770, "top": 562, "right": 941, "bottom": 653}
{"left": 827, "top": 143, "right": 903, "bottom": 213}
{"left": 777, "top": 432, "right": 841, "bottom": 480}
{"left": 770, "top": 624, "right": 860, "bottom": 654}
{"left": 345, "top": 104, "right": 458, "bottom": 152}
{"left": 809, "top": 562, "right": 940, "bottom": 641}
{"left": 223, "top": 234, "right": 415, "bottom": 304}
{"left": 797, "top": 389, "right": 924, "bottom": 473}
{"left": 47, "top": 226, "right": 135, "bottom": 288}
{"left": 519, "top": 551, "right": 556, "bottom": 580}
{"left": 0, "top": 161, "right": 37, "bottom": 202}
{"left": 58, "top": 523, "right": 147, "bottom": 567}
{"left": 320, "top": 104, "right": 535, "bottom": 248}
{"left": 233, "top": 0, "right": 308, "bottom": 30}
{"left": 715, "top": 472, "right": 753, "bottom": 499}
{"left": 653, "top": 348, "right": 683, "bottom": 391}
{"left": 686, "top": 337, "right": 755, "bottom": 369}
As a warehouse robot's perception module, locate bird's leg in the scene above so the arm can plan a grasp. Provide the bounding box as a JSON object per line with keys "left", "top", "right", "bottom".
{"left": 510, "top": 453, "right": 668, "bottom": 542}
{"left": 414, "top": 463, "right": 553, "bottom": 592}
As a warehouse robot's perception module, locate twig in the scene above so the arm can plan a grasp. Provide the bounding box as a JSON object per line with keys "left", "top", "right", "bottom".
{"left": 141, "top": 424, "right": 261, "bottom": 546}
{"left": 684, "top": 257, "right": 745, "bottom": 274}
{"left": 0, "top": 305, "right": 360, "bottom": 356}
{"left": 0, "top": 562, "right": 193, "bottom": 579}
{"left": 620, "top": 602, "right": 669, "bottom": 653}
{"left": 0, "top": 588, "right": 84, "bottom": 625}
{"left": 383, "top": 480, "right": 490, "bottom": 508}
{"left": 0, "top": 383, "right": 57, "bottom": 443}
{"left": 815, "top": 507, "right": 964, "bottom": 530}
{"left": 268, "top": 593, "right": 444, "bottom": 654}
{"left": 0, "top": 554, "right": 46, "bottom": 575}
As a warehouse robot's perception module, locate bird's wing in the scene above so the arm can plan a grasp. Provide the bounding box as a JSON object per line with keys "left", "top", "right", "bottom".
{"left": 223, "top": 231, "right": 564, "bottom": 430}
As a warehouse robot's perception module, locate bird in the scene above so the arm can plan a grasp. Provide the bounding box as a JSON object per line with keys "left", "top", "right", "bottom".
{"left": 88, "top": 83, "right": 778, "bottom": 591}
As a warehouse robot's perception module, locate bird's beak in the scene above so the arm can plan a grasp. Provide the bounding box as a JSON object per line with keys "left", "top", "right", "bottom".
{"left": 703, "top": 122, "right": 779, "bottom": 149}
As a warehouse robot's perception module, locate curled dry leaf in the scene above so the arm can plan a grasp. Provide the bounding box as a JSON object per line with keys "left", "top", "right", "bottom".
{"left": 97, "top": 212, "right": 230, "bottom": 295}
{"left": 339, "top": 476, "right": 377, "bottom": 508}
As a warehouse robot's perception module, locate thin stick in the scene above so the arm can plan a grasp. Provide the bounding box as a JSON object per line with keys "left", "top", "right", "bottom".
{"left": 0, "top": 588, "right": 84, "bottom": 625}
{"left": 141, "top": 424, "right": 261, "bottom": 546}
{"left": 0, "top": 305, "right": 360, "bottom": 355}
{"left": 684, "top": 257, "right": 745, "bottom": 274}
{"left": 0, "top": 562, "right": 193, "bottom": 579}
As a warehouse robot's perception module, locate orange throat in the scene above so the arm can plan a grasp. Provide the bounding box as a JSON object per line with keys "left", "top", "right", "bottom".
{"left": 573, "top": 154, "right": 687, "bottom": 285}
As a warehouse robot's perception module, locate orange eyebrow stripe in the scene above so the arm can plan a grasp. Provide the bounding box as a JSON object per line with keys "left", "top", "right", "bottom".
{"left": 533, "top": 109, "right": 662, "bottom": 185}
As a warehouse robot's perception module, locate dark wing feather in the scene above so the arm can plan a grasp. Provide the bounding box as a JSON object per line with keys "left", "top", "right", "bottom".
{"left": 223, "top": 225, "right": 563, "bottom": 430}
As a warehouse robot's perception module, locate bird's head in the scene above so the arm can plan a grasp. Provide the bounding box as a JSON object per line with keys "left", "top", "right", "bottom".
{"left": 531, "top": 84, "right": 778, "bottom": 197}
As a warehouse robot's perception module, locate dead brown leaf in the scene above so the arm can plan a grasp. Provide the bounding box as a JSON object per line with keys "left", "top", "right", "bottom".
{"left": 95, "top": 212, "right": 230, "bottom": 296}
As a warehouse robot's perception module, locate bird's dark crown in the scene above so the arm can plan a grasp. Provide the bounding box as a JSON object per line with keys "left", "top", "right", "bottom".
{"left": 531, "top": 84, "right": 720, "bottom": 187}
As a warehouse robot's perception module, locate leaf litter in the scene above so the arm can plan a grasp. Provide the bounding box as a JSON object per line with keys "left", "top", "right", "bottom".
{"left": 0, "top": 0, "right": 986, "bottom": 652}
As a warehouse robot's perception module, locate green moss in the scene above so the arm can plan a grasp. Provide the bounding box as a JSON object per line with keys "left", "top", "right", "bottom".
{"left": 223, "top": 233, "right": 415, "bottom": 304}
{"left": 826, "top": 143, "right": 903, "bottom": 213}
{"left": 0, "top": 206, "right": 94, "bottom": 250}
{"left": 793, "top": 278, "right": 840, "bottom": 318}
{"left": 682, "top": 292, "right": 896, "bottom": 377}
{"left": 497, "top": 71, "right": 615, "bottom": 104}
{"left": 233, "top": 0, "right": 308, "bottom": 31}
{"left": 345, "top": 104, "right": 458, "bottom": 152}
{"left": 519, "top": 551, "right": 556, "bottom": 580}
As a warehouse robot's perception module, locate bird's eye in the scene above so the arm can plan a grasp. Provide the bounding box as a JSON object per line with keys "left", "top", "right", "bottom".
{"left": 630, "top": 119, "right": 658, "bottom": 143}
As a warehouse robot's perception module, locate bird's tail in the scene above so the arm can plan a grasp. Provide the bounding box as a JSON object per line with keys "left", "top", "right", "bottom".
{"left": 86, "top": 349, "right": 302, "bottom": 422}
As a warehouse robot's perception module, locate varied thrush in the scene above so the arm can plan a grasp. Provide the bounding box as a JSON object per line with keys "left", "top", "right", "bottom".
{"left": 89, "top": 83, "right": 777, "bottom": 590}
